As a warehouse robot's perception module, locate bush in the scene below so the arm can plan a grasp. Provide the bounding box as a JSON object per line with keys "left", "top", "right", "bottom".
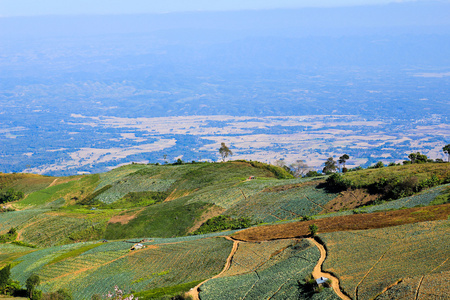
{"left": 237, "top": 160, "right": 294, "bottom": 179}
{"left": 32, "top": 290, "right": 43, "bottom": 300}
{"left": 42, "top": 289, "right": 72, "bottom": 300}
{"left": 309, "top": 224, "right": 318, "bottom": 237}
{"left": 0, "top": 189, "right": 24, "bottom": 204}
{"left": 325, "top": 174, "right": 352, "bottom": 192}
{"left": 192, "top": 215, "right": 254, "bottom": 235}
{"left": 0, "top": 227, "right": 18, "bottom": 243}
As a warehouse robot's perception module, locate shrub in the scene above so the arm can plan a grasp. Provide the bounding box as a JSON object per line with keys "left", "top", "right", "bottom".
{"left": 237, "top": 160, "right": 294, "bottom": 179}
{"left": 325, "top": 173, "right": 352, "bottom": 192}
{"left": 42, "top": 289, "right": 72, "bottom": 300}
{"left": 192, "top": 215, "right": 254, "bottom": 235}
{"left": 309, "top": 224, "right": 318, "bottom": 237}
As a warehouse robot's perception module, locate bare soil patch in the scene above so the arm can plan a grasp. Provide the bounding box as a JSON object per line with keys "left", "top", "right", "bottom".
{"left": 323, "top": 189, "right": 379, "bottom": 212}
{"left": 233, "top": 203, "right": 450, "bottom": 242}
{"left": 164, "top": 188, "right": 192, "bottom": 202}
{"left": 108, "top": 209, "right": 143, "bottom": 225}
{"left": 187, "top": 205, "right": 226, "bottom": 233}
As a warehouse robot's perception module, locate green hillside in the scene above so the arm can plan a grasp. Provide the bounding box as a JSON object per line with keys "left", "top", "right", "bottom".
{"left": 0, "top": 161, "right": 449, "bottom": 299}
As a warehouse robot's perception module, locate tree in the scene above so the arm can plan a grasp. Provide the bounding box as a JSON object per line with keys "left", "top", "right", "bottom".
{"left": 26, "top": 274, "right": 40, "bottom": 298}
{"left": 408, "top": 152, "right": 428, "bottom": 164}
{"left": 309, "top": 224, "right": 318, "bottom": 237}
{"left": 0, "top": 265, "right": 11, "bottom": 289}
{"left": 322, "top": 157, "right": 337, "bottom": 174}
{"left": 443, "top": 144, "right": 450, "bottom": 162}
{"left": 338, "top": 154, "right": 350, "bottom": 173}
{"left": 290, "top": 159, "right": 310, "bottom": 177}
{"left": 218, "top": 142, "right": 233, "bottom": 162}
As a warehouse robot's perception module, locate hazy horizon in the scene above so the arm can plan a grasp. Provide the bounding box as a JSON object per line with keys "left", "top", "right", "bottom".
{"left": 0, "top": 0, "right": 444, "bottom": 17}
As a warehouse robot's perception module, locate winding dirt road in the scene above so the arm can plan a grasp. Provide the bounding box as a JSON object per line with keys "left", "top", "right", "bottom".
{"left": 307, "top": 238, "right": 351, "bottom": 300}
{"left": 186, "top": 236, "right": 240, "bottom": 300}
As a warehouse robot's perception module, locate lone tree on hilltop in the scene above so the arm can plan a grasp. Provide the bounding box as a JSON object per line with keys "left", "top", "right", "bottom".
{"left": 338, "top": 154, "right": 350, "bottom": 172}
{"left": 443, "top": 144, "right": 450, "bottom": 162}
{"left": 322, "top": 157, "right": 337, "bottom": 174}
{"left": 219, "top": 142, "right": 233, "bottom": 162}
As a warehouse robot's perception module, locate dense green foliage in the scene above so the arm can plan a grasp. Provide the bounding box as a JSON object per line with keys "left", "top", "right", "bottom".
{"left": 0, "top": 188, "right": 24, "bottom": 204}
{"left": 325, "top": 163, "right": 449, "bottom": 200}
{"left": 192, "top": 215, "right": 254, "bottom": 235}
{"left": 0, "top": 228, "right": 18, "bottom": 243}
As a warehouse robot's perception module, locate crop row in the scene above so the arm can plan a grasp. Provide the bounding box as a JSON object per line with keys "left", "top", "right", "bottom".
{"left": 199, "top": 239, "right": 326, "bottom": 300}
{"left": 223, "top": 239, "right": 296, "bottom": 277}
{"left": 21, "top": 214, "right": 92, "bottom": 247}
{"left": 95, "top": 177, "right": 176, "bottom": 204}
{"left": 12, "top": 237, "right": 233, "bottom": 300}
{"left": 320, "top": 219, "right": 450, "bottom": 300}
{"left": 95, "top": 164, "right": 149, "bottom": 190}
{"left": 0, "top": 208, "right": 48, "bottom": 233}
{"left": 226, "top": 184, "right": 337, "bottom": 223}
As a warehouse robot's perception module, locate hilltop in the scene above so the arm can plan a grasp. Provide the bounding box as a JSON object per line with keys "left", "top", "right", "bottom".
{"left": 0, "top": 161, "right": 449, "bottom": 299}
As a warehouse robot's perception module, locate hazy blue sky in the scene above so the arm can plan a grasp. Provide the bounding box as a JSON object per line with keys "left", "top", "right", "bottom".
{"left": 0, "top": 0, "right": 438, "bottom": 17}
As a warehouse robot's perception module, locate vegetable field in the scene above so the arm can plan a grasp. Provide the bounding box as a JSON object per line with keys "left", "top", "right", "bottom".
{"left": 11, "top": 236, "right": 233, "bottom": 300}
{"left": 226, "top": 183, "right": 339, "bottom": 222}
{"left": 199, "top": 239, "right": 339, "bottom": 300}
{"left": 320, "top": 219, "right": 450, "bottom": 300}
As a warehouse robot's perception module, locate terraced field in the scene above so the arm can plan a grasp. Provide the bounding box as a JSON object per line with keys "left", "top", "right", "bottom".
{"left": 199, "top": 239, "right": 338, "bottom": 300}
{"left": 11, "top": 237, "right": 233, "bottom": 300}
{"left": 226, "top": 182, "right": 339, "bottom": 222}
{"left": 320, "top": 219, "right": 450, "bottom": 300}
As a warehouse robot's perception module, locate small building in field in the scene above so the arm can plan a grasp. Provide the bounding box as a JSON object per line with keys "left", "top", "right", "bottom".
{"left": 316, "top": 277, "right": 329, "bottom": 286}
{"left": 131, "top": 243, "right": 144, "bottom": 250}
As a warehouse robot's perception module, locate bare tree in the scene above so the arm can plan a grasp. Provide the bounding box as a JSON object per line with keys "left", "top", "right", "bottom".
{"left": 290, "top": 159, "right": 310, "bottom": 177}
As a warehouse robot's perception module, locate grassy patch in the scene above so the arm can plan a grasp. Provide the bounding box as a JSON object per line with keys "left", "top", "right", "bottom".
{"left": 47, "top": 243, "right": 103, "bottom": 265}
{"left": 103, "top": 191, "right": 170, "bottom": 209}
{"left": 192, "top": 215, "right": 254, "bottom": 235}
{"left": 133, "top": 280, "right": 203, "bottom": 300}
{"left": 430, "top": 186, "right": 450, "bottom": 205}
{"left": 104, "top": 198, "right": 212, "bottom": 239}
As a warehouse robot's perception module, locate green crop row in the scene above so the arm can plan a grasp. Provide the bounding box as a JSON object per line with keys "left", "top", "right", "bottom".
{"left": 199, "top": 239, "right": 336, "bottom": 300}
{"left": 320, "top": 219, "right": 450, "bottom": 300}
{"left": 11, "top": 237, "right": 233, "bottom": 300}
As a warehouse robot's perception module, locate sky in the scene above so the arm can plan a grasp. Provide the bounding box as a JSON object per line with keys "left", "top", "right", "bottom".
{"left": 0, "top": 0, "right": 437, "bottom": 17}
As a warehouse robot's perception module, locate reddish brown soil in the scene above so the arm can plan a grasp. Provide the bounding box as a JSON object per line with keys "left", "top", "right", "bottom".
{"left": 108, "top": 209, "right": 143, "bottom": 225}
{"left": 233, "top": 204, "right": 450, "bottom": 242}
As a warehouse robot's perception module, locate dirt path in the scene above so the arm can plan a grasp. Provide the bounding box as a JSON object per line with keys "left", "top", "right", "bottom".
{"left": 48, "top": 178, "right": 59, "bottom": 187}
{"left": 307, "top": 238, "right": 351, "bottom": 300}
{"left": 186, "top": 236, "right": 240, "bottom": 300}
